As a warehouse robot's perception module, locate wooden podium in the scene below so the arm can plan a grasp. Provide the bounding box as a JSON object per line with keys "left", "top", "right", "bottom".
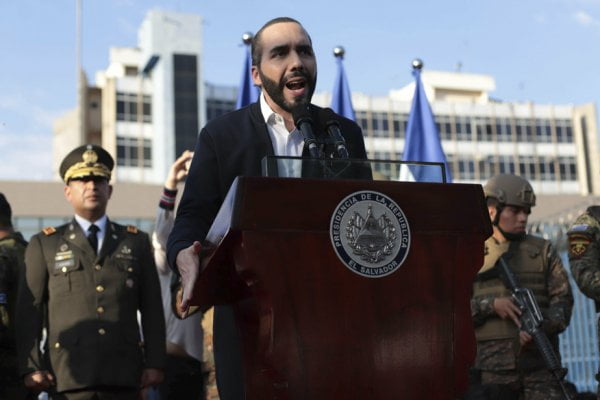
{"left": 191, "top": 176, "right": 491, "bottom": 399}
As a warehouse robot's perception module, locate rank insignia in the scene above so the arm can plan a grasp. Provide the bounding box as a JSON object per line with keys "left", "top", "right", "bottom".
{"left": 43, "top": 226, "right": 56, "bottom": 236}
{"left": 568, "top": 234, "right": 592, "bottom": 258}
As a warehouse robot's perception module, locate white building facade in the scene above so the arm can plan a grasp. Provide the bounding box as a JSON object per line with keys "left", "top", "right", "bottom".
{"left": 314, "top": 70, "right": 599, "bottom": 195}
{"left": 58, "top": 10, "right": 206, "bottom": 184}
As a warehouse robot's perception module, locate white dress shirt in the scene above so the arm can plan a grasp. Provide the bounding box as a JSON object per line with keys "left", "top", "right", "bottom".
{"left": 259, "top": 93, "right": 304, "bottom": 177}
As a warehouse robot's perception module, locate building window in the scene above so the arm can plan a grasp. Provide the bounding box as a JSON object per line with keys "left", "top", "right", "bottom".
{"left": 498, "top": 155, "right": 515, "bottom": 174}
{"left": 116, "top": 92, "right": 152, "bottom": 123}
{"left": 125, "top": 66, "right": 139, "bottom": 76}
{"left": 392, "top": 113, "right": 408, "bottom": 139}
{"left": 496, "top": 117, "right": 512, "bottom": 142}
{"left": 173, "top": 54, "right": 199, "bottom": 157}
{"left": 455, "top": 116, "right": 472, "bottom": 141}
{"left": 371, "top": 112, "right": 388, "bottom": 137}
{"left": 535, "top": 118, "right": 552, "bottom": 143}
{"left": 457, "top": 156, "right": 475, "bottom": 179}
{"left": 476, "top": 117, "right": 494, "bottom": 142}
{"left": 206, "top": 99, "right": 235, "bottom": 121}
{"left": 539, "top": 156, "right": 557, "bottom": 181}
{"left": 436, "top": 115, "right": 453, "bottom": 141}
{"left": 116, "top": 136, "right": 152, "bottom": 168}
{"left": 555, "top": 119, "right": 573, "bottom": 143}
{"left": 519, "top": 156, "right": 536, "bottom": 181}
{"left": 558, "top": 156, "right": 577, "bottom": 181}
{"left": 515, "top": 119, "right": 533, "bottom": 143}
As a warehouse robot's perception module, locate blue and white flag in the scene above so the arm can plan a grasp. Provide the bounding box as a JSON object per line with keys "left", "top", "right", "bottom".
{"left": 401, "top": 67, "right": 452, "bottom": 183}
{"left": 331, "top": 56, "right": 355, "bottom": 121}
{"left": 235, "top": 45, "right": 259, "bottom": 109}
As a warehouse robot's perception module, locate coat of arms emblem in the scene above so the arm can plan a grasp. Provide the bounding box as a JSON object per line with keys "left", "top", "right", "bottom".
{"left": 330, "top": 191, "right": 410, "bottom": 278}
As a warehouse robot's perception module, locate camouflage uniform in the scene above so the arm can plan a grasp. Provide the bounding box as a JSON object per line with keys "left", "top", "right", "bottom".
{"left": 567, "top": 206, "right": 600, "bottom": 400}
{"left": 471, "top": 235, "right": 573, "bottom": 399}
{"left": 0, "top": 231, "right": 28, "bottom": 399}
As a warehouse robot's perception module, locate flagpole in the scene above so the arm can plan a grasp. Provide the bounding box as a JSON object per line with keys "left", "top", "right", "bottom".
{"left": 401, "top": 58, "right": 452, "bottom": 183}
{"left": 235, "top": 32, "right": 259, "bottom": 109}
{"left": 331, "top": 46, "right": 356, "bottom": 121}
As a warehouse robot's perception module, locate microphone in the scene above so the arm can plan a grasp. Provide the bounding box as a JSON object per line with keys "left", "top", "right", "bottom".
{"left": 292, "top": 104, "right": 321, "bottom": 158}
{"left": 320, "top": 108, "right": 349, "bottom": 159}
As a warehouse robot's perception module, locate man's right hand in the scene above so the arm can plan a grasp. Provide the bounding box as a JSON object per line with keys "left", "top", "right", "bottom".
{"left": 175, "top": 241, "right": 202, "bottom": 317}
{"left": 24, "top": 370, "right": 54, "bottom": 392}
{"left": 493, "top": 296, "right": 522, "bottom": 327}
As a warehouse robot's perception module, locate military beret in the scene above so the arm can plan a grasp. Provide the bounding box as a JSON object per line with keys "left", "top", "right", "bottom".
{"left": 59, "top": 144, "right": 114, "bottom": 183}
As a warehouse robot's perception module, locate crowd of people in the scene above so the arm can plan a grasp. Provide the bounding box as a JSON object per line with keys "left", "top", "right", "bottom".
{"left": 2, "top": 15, "right": 600, "bottom": 400}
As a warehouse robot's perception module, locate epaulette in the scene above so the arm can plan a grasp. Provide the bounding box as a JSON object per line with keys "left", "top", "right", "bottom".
{"left": 42, "top": 226, "right": 57, "bottom": 236}
{"left": 127, "top": 225, "right": 139, "bottom": 234}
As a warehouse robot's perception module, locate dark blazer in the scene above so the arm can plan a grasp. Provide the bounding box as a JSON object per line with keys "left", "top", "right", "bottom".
{"left": 167, "top": 101, "right": 368, "bottom": 400}
{"left": 16, "top": 219, "right": 165, "bottom": 393}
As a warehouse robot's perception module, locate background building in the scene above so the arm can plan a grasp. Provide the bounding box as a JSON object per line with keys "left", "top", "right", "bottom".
{"left": 54, "top": 10, "right": 205, "bottom": 185}
{"left": 313, "top": 69, "right": 600, "bottom": 196}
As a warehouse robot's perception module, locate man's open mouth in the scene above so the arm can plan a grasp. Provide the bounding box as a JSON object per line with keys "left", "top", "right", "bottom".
{"left": 286, "top": 79, "right": 306, "bottom": 90}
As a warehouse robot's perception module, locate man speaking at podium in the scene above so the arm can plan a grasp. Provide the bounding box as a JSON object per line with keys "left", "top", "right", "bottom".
{"left": 167, "top": 16, "right": 367, "bottom": 400}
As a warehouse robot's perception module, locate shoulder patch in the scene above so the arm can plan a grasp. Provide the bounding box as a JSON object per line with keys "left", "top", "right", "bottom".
{"left": 568, "top": 233, "right": 592, "bottom": 259}
{"left": 42, "top": 226, "right": 57, "bottom": 236}
{"left": 127, "top": 225, "right": 138, "bottom": 234}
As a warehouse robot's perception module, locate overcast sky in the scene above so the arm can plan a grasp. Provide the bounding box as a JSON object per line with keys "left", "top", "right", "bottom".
{"left": 1, "top": 0, "right": 599, "bottom": 181}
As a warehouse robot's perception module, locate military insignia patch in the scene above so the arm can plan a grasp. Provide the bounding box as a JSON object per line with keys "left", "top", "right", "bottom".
{"left": 568, "top": 234, "right": 591, "bottom": 258}
{"left": 42, "top": 226, "right": 56, "bottom": 236}
{"left": 330, "top": 191, "right": 410, "bottom": 278}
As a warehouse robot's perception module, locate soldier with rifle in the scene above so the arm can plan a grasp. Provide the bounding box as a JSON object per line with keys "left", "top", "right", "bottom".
{"left": 567, "top": 205, "right": 600, "bottom": 400}
{"left": 471, "top": 174, "right": 574, "bottom": 399}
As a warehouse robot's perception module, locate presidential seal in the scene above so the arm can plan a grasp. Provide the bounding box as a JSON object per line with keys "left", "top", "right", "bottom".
{"left": 330, "top": 191, "right": 410, "bottom": 278}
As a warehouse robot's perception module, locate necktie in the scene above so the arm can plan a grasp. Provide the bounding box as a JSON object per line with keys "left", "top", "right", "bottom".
{"left": 88, "top": 224, "right": 99, "bottom": 254}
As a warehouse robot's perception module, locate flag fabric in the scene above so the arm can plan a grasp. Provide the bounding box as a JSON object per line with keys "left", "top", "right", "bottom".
{"left": 235, "top": 45, "right": 259, "bottom": 109}
{"left": 401, "top": 68, "right": 452, "bottom": 183}
{"left": 330, "top": 57, "right": 356, "bottom": 121}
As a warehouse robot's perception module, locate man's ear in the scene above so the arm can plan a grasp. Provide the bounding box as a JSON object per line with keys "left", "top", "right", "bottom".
{"left": 108, "top": 184, "right": 113, "bottom": 200}
{"left": 251, "top": 65, "right": 262, "bottom": 86}
{"left": 487, "top": 205, "right": 497, "bottom": 221}
{"left": 63, "top": 184, "right": 71, "bottom": 202}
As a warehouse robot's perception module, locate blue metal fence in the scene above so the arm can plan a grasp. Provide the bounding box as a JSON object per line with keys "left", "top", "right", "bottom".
{"left": 559, "top": 251, "right": 599, "bottom": 393}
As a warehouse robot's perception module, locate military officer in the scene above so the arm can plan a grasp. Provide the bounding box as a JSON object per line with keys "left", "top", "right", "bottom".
{"left": 471, "top": 174, "right": 573, "bottom": 399}
{"left": 567, "top": 206, "right": 600, "bottom": 399}
{"left": 16, "top": 144, "right": 166, "bottom": 400}
{"left": 0, "top": 193, "right": 29, "bottom": 399}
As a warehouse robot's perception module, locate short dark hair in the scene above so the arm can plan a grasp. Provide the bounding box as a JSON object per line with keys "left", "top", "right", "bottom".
{"left": 0, "top": 193, "right": 13, "bottom": 228}
{"left": 251, "top": 17, "right": 311, "bottom": 66}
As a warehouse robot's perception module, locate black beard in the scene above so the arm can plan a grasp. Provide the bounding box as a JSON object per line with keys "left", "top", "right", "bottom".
{"left": 258, "top": 69, "right": 316, "bottom": 113}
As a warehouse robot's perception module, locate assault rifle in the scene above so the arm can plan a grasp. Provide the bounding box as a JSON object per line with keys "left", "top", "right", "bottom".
{"left": 497, "top": 254, "right": 572, "bottom": 400}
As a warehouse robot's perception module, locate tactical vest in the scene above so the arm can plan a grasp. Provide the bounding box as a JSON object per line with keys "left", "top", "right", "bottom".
{"left": 473, "top": 235, "right": 549, "bottom": 341}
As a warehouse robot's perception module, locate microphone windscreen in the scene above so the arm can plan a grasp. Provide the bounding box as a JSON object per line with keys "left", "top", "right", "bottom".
{"left": 291, "top": 104, "right": 312, "bottom": 124}
{"left": 318, "top": 107, "right": 340, "bottom": 127}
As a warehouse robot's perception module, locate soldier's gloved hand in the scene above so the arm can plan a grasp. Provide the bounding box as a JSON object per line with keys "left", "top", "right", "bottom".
{"left": 493, "top": 296, "right": 522, "bottom": 327}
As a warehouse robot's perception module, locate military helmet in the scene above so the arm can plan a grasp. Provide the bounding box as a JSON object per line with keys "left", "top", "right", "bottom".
{"left": 484, "top": 174, "right": 536, "bottom": 209}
